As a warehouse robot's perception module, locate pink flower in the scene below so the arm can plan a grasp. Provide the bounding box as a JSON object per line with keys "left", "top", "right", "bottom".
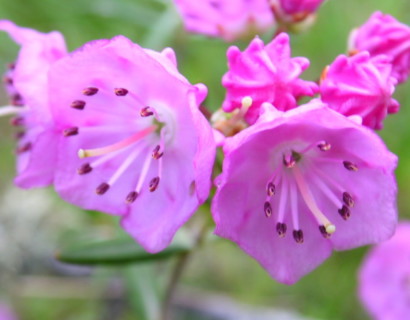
{"left": 359, "top": 222, "right": 410, "bottom": 320}
{"left": 173, "top": 0, "right": 275, "bottom": 41}
{"left": 222, "top": 33, "right": 318, "bottom": 124}
{"left": 320, "top": 52, "right": 399, "bottom": 130}
{"left": 349, "top": 11, "right": 410, "bottom": 84}
{"left": 48, "top": 36, "right": 215, "bottom": 253}
{"left": 277, "top": 0, "right": 325, "bottom": 15}
{"left": 269, "top": 0, "right": 325, "bottom": 31}
{"left": 212, "top": 100, "right": 397, "bottom": 284}
{"left": 0, "top": 20, "right": 67, "bottom": 187}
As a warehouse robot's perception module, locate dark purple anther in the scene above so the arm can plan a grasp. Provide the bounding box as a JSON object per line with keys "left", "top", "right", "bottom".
{"left": 267, "top": 182, "right": 276, "bottom": 197}
{"left": 140, "top": 106, "right": 154, "bottom": 117}
{"left": 125, "top": 191, "right": 138, "bottom": 203}
{"left": 11, "top": 93, "right": 23, "bottom": 106}
{"left": 342, "top": 192, "right": 354, "bottom": 208}
{"left": 317, "top": 141, "right": 331, "bottom": 151}
{"left": 63, "top": 127, "right": 79, "bottom": 137}
{"left": 10, "top": 116, "right": 24, "bottom": 126}
{"left": 82, "top": 87, "right": 99, "bottom": 96}
{"left": 16, "top": 142, "right": 32, "bottom": 154}
{"left": 71, "top": 100, "right": 86, "bottom": 110}
{"left": 77, "top": 163, "right": 92, "bottom": 175}
{"left": 319, "top": 225, "right": 331, "bottom": 238}
{"left": 264, "top": 201, "right": 272, "bottom": 218}
{"left": 15, "top": 131, "right": 25, "bottom": 140}
{"left": 3, "top": 76, "right": 13, "bottom": 85}
{"left": 114, "top": 88, "right": 128, "bottom": 96}
{"left": 276, "top": 222, "right": 287, "bottom": 238}
{"left": 343, "top": 161, "right": 358, "bottom": 171}
{"left": 96, "top": 182, "right": 110, "bottom": 195}
{"left": 152, "top": 145, "right": 164, "bottom": 160}
{"left": 149, "top": 177, "right": 160, "bottom": 192}
{"left": 293, "top": 229, "right": 304, "bottom": 244}
{"left": 338, "top": 205, "right": 351, "bottom": 220}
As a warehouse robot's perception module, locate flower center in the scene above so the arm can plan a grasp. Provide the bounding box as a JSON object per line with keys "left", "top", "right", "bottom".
{"left": 263, "top": 140, "right": 357, "bottom": 243}
{"left": 65, "top": 86, "right": 172, "bottom": 202}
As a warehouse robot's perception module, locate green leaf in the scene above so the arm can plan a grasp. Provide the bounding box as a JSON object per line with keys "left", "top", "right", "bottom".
{"left": 123, "top": 264, "right": 161, "bottom": 320}
{"left": 56, "top": 232, "right": 192, "bottom": 265}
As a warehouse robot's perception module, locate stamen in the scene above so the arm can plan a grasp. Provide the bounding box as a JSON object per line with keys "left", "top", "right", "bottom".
{"left": 16, "top": 142, "right": 32, "bottom": 153}
{"left": 343, "top": 161, "right": 358, "bottom": 171}
{"left": 11, "top": 93, "right": 23, "bottom": 106}
{"left": 319, "top": 225, "right": 331, "bottom": 238}
{"left": 96, "top": 182, "right": 110, "bottom": 195}
{"left": 15, "top": 131, "right": 25, "bottom": 140}
{"left": 140, "top": 106, "right": 154, "bottom": 117}
{"left": 63, "top": 127, "right": 79, "bottom": 137}
{"left": 343, "top": 192, "right": 355, "bottom": 208}
{"left": 264, "top": 201, "right": 272, "bottom": 218}
{"left": 10, "top": 116, "right": 24, "bottom": 126}
{"left": 134, "top": 151, "right": 153, "bottom": 194}
{"left": 82, "top": 87, "right": 99, "bottom": 96}
{"left": 71, "top": 100, "right": 86, "bottom": 110}
{"left": 338, "top": 205, "right": 351, "bottom": 220}
{"left": 0, "top": 106, "right": 24, "bottom": 117}
{"left": 283, "top": 154, "right": 296, "bottom": 168}
{"left": 107, "top": 150, "right": 140, "bottom": 186}
{"left": 152, "top": 145, "right": 163, "bottom": 159}
{"left": 78, "top": 125, "right": 156, "bottom": 158}
{"left": 277, "top": 175, "right": 289, "bottom": 227}
{"left": 293, "top": 230, "right": 304, "bottom": 244}
{"left": 149, "top": 177, "right": 160, "bottom": 192}
{"left": 3, "top": 76, "right": 12, "bottom": 85}
{"left": 266, "top": 182, "right": 275, "bottom": 197}
{"left": 114, "top": 88, "right": 128, "bottom": 96}
{"left": 318, "top": 141, "right": 331, "bottom": 151}
{"left": 299, "top": 140, "right": 330, "bottom": 154}
{"left": 293, "top": 166, "right": 336, "bottom": 235}
{"left": 77, "top": 163, "right": 93, "bottom": 175}
{"left": 276, "top": 222, "right": 287, "bottom": 237}
{"left": 311, "top": 174, "right": 343, "bottom": 209}
{"left": 125, "top": 191, "right": 138, "bottom": 204}
{"left": 289, "top": 179, "right": 300, "bottom": 231}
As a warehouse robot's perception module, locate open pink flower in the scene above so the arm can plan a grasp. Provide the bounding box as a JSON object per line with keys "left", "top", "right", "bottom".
{"left": 48, "top": 36, "right": 215, "bottom": 252}
{"left": 349, "top": 11, "right": 410, "bottom": 84}
{"left": 173, "top": 0, "right": 275, "bottom": 41}
{"left": 0, "top": 20, "right": 67, "bottom": 187}
{"left": 320, "top": 52, "right": 399, "bottom": 130}
{"left": 222, "top": 33, "right": 318, "bottom": 124}
{"left": 212, "top": 100, "right": 397, "bottom": 284}
{"left": 359, "top": 222, "right": 410, "bottom": 320}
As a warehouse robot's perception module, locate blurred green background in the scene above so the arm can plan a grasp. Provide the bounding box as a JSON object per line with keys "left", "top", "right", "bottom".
{"left": 0, "top": 0, "right": 409, "bottom": 319}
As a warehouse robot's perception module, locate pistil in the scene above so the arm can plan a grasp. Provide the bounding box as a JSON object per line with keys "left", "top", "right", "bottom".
{"left": 78, "top": 125, "right": 157, "bottom": 158}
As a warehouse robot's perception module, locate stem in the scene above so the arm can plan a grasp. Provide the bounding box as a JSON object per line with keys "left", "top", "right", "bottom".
{"left": 160, "top": 220, "right": 210, "bottom": 320}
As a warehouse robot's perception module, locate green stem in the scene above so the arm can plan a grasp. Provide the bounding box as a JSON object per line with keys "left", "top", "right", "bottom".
{"left": 160, "top": 220, "right": 210, "bottom": 320}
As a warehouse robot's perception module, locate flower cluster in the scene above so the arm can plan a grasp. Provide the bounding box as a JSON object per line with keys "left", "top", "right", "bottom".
{"left": 0, "top": 7, "right": 408, "bottom": 286}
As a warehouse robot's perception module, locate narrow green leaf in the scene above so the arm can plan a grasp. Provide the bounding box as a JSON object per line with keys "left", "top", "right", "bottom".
{"left": 123, "top": 264, "right": 161, "bottom": 320}
{"left": 56, "top": 232, "right": 192, "bottom": 265}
